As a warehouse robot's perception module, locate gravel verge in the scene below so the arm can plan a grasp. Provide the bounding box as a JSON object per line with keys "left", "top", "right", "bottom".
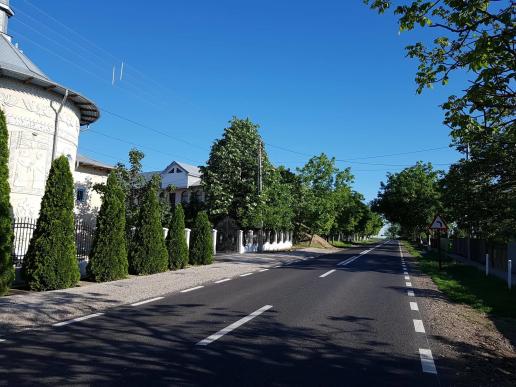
{"left": 403, "top": 245, "right": 516, "bottom": 386}
{"left": 0, "top": 249, "right": 336, "bottom": 336}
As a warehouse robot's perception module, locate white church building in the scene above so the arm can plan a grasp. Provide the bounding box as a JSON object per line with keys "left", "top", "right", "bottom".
{"left": 0, "top": 0, "right": 104, "bottom": 219}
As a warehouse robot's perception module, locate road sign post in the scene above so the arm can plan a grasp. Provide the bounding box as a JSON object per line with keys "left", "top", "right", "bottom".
{"left": 429, "top": 215, "right": 448, "bottom": 271}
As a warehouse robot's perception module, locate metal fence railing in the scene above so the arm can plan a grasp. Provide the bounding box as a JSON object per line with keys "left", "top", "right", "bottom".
{"left": 11, "top": 218, "right": 96, "bottom": 267}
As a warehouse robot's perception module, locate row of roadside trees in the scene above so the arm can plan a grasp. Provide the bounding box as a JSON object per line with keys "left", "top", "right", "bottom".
{"left": 201, "top": 117, "right": 383, "bottom": 243}
{"left": 366, "top": 1, "right": 515, "bottom": 244}
{"left": 0, "top": 106, "right": 213, "bottom": 293}
{"left": 0, "top": 111, "right": 381, "bottom": 295}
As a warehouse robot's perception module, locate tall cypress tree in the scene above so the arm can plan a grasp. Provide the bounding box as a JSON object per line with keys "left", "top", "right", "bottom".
{"left": 0, "top": 109, "right": 14, "bottom": 296}
{"left": 166, "top": 204, "right": 189, "bottom": 270}
{"left": 87, "top": 172, "right": 128, "bottom": 282}
{"left": 128, "top": 176, "right": 168, "bottom": 274}
{"left": 189, "top": 211, "right": 213, "bottom": 265}
{"left": 22, "top": 156, "right": 79, "bottom": 291}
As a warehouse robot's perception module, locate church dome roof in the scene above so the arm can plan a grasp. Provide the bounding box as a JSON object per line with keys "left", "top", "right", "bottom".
{"left": 0, "top": 0, "right": 99, "bottom": 126}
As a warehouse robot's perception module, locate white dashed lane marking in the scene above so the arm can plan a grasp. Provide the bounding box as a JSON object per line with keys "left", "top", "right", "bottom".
{"left": 407, "top": 290, "right": 415, "bottom": 297}
{"left": 320, "top": 269, "right": 336, "bottom": 278}
{"left": 214, "top": 278, "right": 231, "bottom": 284}
{"left": 131, "top": 297, "right": 164, "bottom": 306}
{"left": 413, "top": 319, "right": 426, "bottom": 333}
{"left": 419, "top": 349, "right": 437, "bottom": 374}
{"left": 240, "top": 273, "right": 253, "bottom": 277}
{"left": 53, "top": 313, "right": 104, "bottom": 327}
{"left": 180, "top": 286, "right": 204, "bottom": 293}
{"left": 406, "top": 282, "right": 412, "bottom": 287}
{"left": 410, "top": 301, "right": 419, "bottom": 311}
{"left": 197, "top": 305, "right": 273, "bottom": 346}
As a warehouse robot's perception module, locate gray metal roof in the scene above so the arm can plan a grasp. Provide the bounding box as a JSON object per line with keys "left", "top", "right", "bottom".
{"left": 164, "top": 161, "right": 201, "bottom": 177}
{"left": 0, "top": 33, "right": 100, "bottom": 125}
{"left": 76, "top": 154, "right": 114, "bottom": 170}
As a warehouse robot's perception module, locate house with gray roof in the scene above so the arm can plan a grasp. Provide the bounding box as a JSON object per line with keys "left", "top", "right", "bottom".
{"left": 143, "top": 161, "right": 204, "bottom": 206}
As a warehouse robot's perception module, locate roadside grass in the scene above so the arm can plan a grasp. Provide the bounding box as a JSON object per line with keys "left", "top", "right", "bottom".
{"left": 330, "top": 241, "right": 355, "bottom": 248}
{"left": 404, "top": 241, "right": 516, "bottom": 318}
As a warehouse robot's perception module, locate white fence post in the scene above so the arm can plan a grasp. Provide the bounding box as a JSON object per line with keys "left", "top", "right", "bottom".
{"left": 184, "top": 228, "right": 191, "bottom": 249}
{"left": 238, "top": 230, "right": 245, "bottom": 253}
{"left": 212, "top": 229, "right": 217, "bottom": 255}
{"left": 508, "top": 260, "right": 512, "bottom": 290}
{"left": 163, "top": 227, "right": 169, "bottom": 239}
{"left": 485, "top": 253, "right": 489, "bottom": 276}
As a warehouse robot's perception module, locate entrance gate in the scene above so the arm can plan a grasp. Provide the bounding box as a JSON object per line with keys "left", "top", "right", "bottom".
{"left": 215, "top": 217, "right": 239, "bottom": 253}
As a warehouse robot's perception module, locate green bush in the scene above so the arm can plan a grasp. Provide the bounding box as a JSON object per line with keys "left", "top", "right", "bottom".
{"left": 128, "top": 176, "right": 168, "bottom": 274}
{"left": 87, "top": 172, "right": 128, "bottom": 282}
{"left": 166, "top": 204, "right": 189, "bottom": 270}
{"left": 22, "top": 156, "right": 79, "bottom": 291}
{"left": 0, "top": 109, "right": 14, "bottom": 296}
{"left": 189, "top": 211, "right": 213, "bottom": 265}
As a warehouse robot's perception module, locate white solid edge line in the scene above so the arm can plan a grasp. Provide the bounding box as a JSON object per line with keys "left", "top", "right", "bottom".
{"left": 406, "top": 282, "right": 412, "bottom": 287}
{"left": 53, "top": 313, "right": 104, "bottom": 327}
{"left": 413, "top": 319, "right": 426, "bottom": 333}
{"left": 240, "top": 273, "right": 253, "bottom": 277}
{"left": 197, "top": 305, "right": 273, "bottom": 346}
{"left": 180, "top": 285, "right": 204, "bottom": 293}
{"left": 408, "top": 290, "right": 415, "bottom": 297}
{"left": 419, "top": 348, "right": 437, "bottom": 374}
{"left": 0, "top": 339, "right": 5, "bottom": 342}
{"left": 131, "top": 296, "right": 164, "bottom": 307}
{"left": 215, "top": 278, "right": 231, "bottom": 284}
{"left": 320, "top": 269, "right": 336, "bottom": 278}
{"left": 410, "top": 301, "right": 419, "bottom": 311}
{"left": 259, "top": 268, "right": 269, "bottom": 272}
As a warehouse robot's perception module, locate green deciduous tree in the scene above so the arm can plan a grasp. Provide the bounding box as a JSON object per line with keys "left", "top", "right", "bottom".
{"left": 87, "top": 172, "right": 128, "bottom": 282}
{"left": 297, "top": 154, "right": 340, "bottom": 240}
{"left": 189, "top": 211, "right": 213, "bottom": 265}
{"left": 128, "top": 175, "right": 168, "bottom": 275}
{"left": 166, "top": 204, "right": 189, "bottom": 270}
{"left": 201, "top": 117, "right": 273, "bottom": 227}
{"left": 22, "top": 156, "right": 79, "bottom": 291}
{"left": 366, "top": 0, "right": 515, "bottom": 242}
{"left": 0, "top": 109, "right": 14, "bottom": 295}
{"left": 372, "top": 162, "right": 441, "bottom": 240}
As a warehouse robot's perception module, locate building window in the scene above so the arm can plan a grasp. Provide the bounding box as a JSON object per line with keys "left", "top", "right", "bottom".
{"left": 76, "top": 188, "right": 86, "bottom": 202}
{"left": 181, "top": 191, "right": 189, "bottom": 203}
{"left": 169, "top": 192, "right": 176, "bottom": 205}
{"left": 169, "top": 169, "right": 175, "bottom": 173}
{"left": 176, "top": 168, "right": 182, "bottom": 173}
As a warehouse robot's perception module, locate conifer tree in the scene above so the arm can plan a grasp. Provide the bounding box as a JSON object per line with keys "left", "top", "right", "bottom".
{"left": 22, "top": 156, "right": 79, "bottom": 290}
{"left": 128, "top": 176, "right": 168, "bottom": 274}
{"left": 166, "top": 204, "right": 189, "bottom": 270}
{"left": 189, "top": 211, "right": 213, "bottom": 265}
{"left": 0, "top": 109, "right": 14, "bottom": 296}
{"left": 87, "top": 172, "right": 128, "bottom": 282}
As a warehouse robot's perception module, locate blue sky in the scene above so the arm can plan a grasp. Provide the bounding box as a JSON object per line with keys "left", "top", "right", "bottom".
{"left": 9, "top": 0, "right": 463, "bottom": 202}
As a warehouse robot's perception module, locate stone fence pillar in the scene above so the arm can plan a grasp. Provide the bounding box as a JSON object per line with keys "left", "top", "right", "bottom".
{"left": 237, "top": 230, "right": 245, "bottom": 253}
{"left": 212, "top": 229, "right": 217, "bottom": 255}
{"left": 184, "top": 228, "right": 191, "bottom": 249}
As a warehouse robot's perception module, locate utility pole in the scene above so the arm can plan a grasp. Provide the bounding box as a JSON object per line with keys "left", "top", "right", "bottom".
{"left": 257, "top": 140, "right": 263, "bottom": 252}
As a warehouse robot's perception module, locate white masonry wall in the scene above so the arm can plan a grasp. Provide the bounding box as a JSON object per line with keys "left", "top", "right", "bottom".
{"left": 0, "top": 78, "right": 81, "bottom": 219}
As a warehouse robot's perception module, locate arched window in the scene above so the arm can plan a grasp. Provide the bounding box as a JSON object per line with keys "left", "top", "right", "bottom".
{"left": 181, "top": 190, "right": 189, "bottom": 203}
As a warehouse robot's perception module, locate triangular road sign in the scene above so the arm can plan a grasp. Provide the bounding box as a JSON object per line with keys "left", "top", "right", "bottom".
{"left": 429, "top": 215, "right": 448, "bottom": 230}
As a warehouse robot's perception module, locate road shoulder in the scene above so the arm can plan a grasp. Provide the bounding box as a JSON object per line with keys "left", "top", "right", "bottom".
{"left": 402, "top": 245, "right": 516, "bottom": 386}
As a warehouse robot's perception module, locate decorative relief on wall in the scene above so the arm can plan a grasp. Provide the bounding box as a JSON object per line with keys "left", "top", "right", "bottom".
{"left": 9, "top": 130, "right": 50, "bottom": 196}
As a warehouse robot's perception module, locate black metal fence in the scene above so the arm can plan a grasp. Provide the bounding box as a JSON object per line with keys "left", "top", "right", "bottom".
{"left": 11, "top": 218, "right": 96, "bottom": 267}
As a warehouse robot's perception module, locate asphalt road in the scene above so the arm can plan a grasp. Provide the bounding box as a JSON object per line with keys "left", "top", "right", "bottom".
{"left": 0, "top": 241, "right": 442, "bottom": 386}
